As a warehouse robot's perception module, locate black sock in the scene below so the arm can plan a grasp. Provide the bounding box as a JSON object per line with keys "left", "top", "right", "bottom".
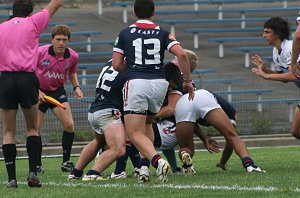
{"left": 114, "top": 153, "right": 128, "bottom": 174}
{"left": 151, "top": 154, "right": 161, "bottom": 169}
{"left": 127, "top": 144, "right": 140, "bottom": 168}
{"left": 37, "top": 136, "right": 42, "bottom": 166}
{"left": 71, "top": 167, "right": 83, "bottom": 177}
{"left": 86, "top": 169, "right": 101, "bottom": 176}
{"left": 27, "top": 136, "right": 41, "bottom": 174}
{"left": 2, "top": 144, "right": 17, "bottom": 181}
{"left": 62, "top": 131, "right": 74, "bottom": 163}
{"left": 242, "top": 156, "right": 255, "bottom": 168}
{"left": 139, "top": 158, "right": 150, "bottom": 168}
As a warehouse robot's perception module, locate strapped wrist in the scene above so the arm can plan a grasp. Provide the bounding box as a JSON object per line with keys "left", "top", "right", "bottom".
{"left": 183, "top": 78, "right": 192, "bottom": 83}
{"left": 73, "top": 85, "right": 80, "bottom": 91}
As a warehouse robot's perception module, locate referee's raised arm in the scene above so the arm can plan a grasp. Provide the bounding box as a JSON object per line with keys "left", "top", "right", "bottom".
{"left": 45, "top": 0, "right": 64, "bottom": 17}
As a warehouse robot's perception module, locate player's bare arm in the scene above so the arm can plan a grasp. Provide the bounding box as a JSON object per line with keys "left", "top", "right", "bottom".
{"left": 112, "top": 52, "right": 126, "bottom": 72}
{"left": 69, "top": 72, "right": 83, "bottom": 100}
{"left": 291, "top": 25, "right": 300, "bottom": 78}
{"left": 45, "top": 0, "right": 64, "bottom": 17}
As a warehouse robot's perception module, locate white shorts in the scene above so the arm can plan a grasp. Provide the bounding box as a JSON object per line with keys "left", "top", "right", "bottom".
{"left": 175, "top": 89, "right": 221, "bottom": 123}
{"left": 157, "top": 120, "right": 178, "bottom": 150}
{"left": 88, "top": 108, "right": 123, "bottom": 135}
{"left": 123, "top": 79, "right": 169, "bottom": 114}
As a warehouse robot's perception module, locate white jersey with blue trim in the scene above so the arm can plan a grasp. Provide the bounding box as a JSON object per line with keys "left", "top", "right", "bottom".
{"left": 272, "top": 39, "right": 293, "bottom": 73}
{"left": 272, "top": 39, "right": 300, "bottom": 88}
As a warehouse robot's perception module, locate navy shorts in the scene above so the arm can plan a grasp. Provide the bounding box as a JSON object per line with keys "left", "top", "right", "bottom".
{"left": 39, "top": 86, "right": 68, "bottom": 113}
{"left": 0, "top": 72, "right": 39, "bottom": 109}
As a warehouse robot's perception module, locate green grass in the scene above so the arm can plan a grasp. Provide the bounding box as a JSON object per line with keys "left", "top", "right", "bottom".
{"left": 1, "top": 146, "right": 300, "bottom": 197}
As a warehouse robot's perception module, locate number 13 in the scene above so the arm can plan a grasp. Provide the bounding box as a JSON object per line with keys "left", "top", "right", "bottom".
{"left": 133, "top": 38, "right": 161, "bottom": 65}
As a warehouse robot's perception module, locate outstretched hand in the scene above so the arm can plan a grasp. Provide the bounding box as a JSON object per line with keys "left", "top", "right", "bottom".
{"left": 251, "top": 67, "right": 267, "bottom": 78}
{"left": 251, "top": 54, "right": 264, "bottom": 69}
{"left": 251, "top": 54, "right": 267, "bottom": 78}
{"left": 204, "top": 137, "right": 220, "bottom": 154}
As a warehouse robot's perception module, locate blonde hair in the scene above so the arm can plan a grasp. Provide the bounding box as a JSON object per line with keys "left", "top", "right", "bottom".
{"left": 184, "top": 49, "right": 198, "bottom": 73}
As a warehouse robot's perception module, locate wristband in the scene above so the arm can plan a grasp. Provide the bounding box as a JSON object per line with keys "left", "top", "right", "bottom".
{"left": 183, "top": 79, "right": 192, "bottom": 83}
{"left": 73, "top": 85, "right": 80, "bottom": 91}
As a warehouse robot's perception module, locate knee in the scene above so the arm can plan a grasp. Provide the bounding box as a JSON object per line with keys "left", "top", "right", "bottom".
{"left": 116, "top": 145, "right": 126, "bottom": 158}
{"left": 63, "top": 121, "right": 74, "bottom": 132}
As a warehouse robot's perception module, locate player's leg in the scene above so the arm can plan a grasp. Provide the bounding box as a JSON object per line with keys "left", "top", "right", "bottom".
{"left": 125, "top": 114, "right": 154, "bottom": 182}
{"left": 69, "top": 132, "right": 105, "bottom": 180}
{"left": 111, "top": 146, "right": 129, "bottom": 179}
{"left": 137, "top": 119, "right": 156, "bottom": 183}
{"left": 111, "top": 139, "right": 140, "bottom": 179}
{"left": 127, "top": 142, "right": 140, "bottom": 176}
{"left": 18, "top": 72, "right": 42, "bottom": 187}
{"left": 291, "top": 106, "right": 300, "bottom": 139}
{"left": 125, "top": 114, "right": 155, "bottom": 158}
{"left": 176, "top": 122, "right": 196, "bottom": 175}
{"left": 52, "top": 102, "right": 75, "bottom": 171}
{"left": 205, "top": 108, "right": 264, "bottom": 172}
{"left": 1, "top": 109, "right": 18, "bottom": 188}
{"left": 83, "top": 123, "right": 126, "bottom": 181}
{"left": 124, "top": 79, "right": 170, "bottom": 182}
{"left": 22, "top": 104, "right": 43, "bottom": 187}
{"left": 162, "top": 148, "right": 181, "bottom": 173}
{"left": 36, "top": 109, "right": 46, "bottom": 173}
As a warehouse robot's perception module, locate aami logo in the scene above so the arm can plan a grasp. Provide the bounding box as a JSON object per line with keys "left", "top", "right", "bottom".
{"left": 44, "top": 71, "right": 64, "bottom": 79}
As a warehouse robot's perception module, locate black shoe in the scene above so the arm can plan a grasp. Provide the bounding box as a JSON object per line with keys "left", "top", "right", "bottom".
{"left": 27, "top": 172, "right": 42, "bottom": 187}
{"left": 61, "top": 161, "right": 75, "bottom": 172}
{"left": 36, "top": 165, "right": 45, "bottom": 174}
{"left": 6, "top": 179, "right": 18, "bottom": 188}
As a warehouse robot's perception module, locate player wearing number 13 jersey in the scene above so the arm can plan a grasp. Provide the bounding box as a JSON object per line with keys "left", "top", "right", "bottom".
{"left": 112, "top": 0, "right": 194, "bottom": 183}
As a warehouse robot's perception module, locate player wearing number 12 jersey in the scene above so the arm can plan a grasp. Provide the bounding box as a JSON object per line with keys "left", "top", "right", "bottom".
{"left": 112, "top": 0, "right": 194, "bottom": 183}
{"left": 69, "top": 60, "right": 127, "bottom": 181}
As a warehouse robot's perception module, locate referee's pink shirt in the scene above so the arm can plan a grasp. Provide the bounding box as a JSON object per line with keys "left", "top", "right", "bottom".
{"left": 0, "top": 9, "right": 50, "bottom": 72}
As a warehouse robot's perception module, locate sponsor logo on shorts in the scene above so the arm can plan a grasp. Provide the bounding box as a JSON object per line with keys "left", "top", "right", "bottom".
{"left": 112, "top": 110, "right": 121, "bottom": 120}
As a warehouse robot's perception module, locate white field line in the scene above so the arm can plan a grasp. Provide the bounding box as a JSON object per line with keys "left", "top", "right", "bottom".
{"left": 1, "top": 145, "right": 299, "bottom": 161}
{"left": 1, "top": 181, "right": 299, "bottom": 193}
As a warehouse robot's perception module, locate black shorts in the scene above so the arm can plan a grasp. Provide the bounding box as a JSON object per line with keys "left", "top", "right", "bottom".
{"left": 0, "top": 72, "right": 39, "bottom": 109}
{"left": 39, "top": 86, "right": 68, "bottom": 113}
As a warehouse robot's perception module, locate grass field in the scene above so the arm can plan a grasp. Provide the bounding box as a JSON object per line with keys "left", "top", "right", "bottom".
{"left": 1, "top": 146, "right": 300, "bottom": 197}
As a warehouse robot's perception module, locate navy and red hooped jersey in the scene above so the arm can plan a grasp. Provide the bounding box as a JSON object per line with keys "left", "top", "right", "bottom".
{"left": 89, "top": 60, "right": 126, "bottom": 113}
{"left": 113, "top": 20, "right": 180, "bottom": 80}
